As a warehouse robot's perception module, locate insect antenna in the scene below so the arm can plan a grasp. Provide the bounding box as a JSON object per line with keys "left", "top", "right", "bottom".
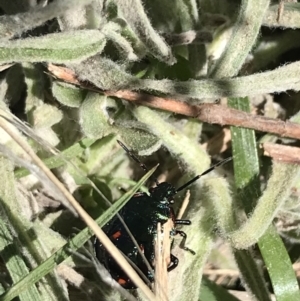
{"left": 176, "top": 156, "right": 232, "bottom": 193}
{"left": 117, "top": 140, "right": 159, "bottom": 186}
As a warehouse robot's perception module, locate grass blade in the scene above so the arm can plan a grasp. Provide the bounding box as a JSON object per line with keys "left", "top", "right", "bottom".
{"left": 229, "top": 97, "right": 271, "bottom": 301}
{"left": 229, "top": 97, "right": 300, "bottom": 301}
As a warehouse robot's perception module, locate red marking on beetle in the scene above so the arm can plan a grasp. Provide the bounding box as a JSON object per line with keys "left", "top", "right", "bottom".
{"left": 111, "top": 231, "right": 122, "bottom": 240}
{"left": 118, "top": 278, "right": 127, "bottom": 286}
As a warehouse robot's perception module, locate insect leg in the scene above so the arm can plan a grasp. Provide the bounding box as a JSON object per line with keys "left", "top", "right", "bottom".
{"left": 167, "top": 254, "right": 179, "bottom": 272}
{"left": 176, "top": 230, "right": 195, "bottom": 255}
{"left": 175, "top": 219, "right": 191, "bottom": 225}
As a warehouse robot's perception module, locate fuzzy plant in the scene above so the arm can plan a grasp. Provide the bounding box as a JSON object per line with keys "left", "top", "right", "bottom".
{"left": 0, "top": 1, "right": 300, "bottom": 301}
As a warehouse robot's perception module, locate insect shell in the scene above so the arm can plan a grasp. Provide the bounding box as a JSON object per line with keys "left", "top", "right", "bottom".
{"left": 95, "top": 181, "right": 189, "bottom": 289}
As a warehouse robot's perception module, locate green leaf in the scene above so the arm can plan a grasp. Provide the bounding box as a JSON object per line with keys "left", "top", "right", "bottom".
{"left": 229, "top": 98, "right": 260, "bottom": 213}
{"left": 229, "top": 162, "right": 300, "bottom": 249}
{"left": 229, "top": 97, "right": 271, "bottom": 301}
{"left": 15, "top": 138, "right": 96, "bottom": 178}
{"left": 209, "top": 0, "right": 270, "bottom": 78}
{"left": 134, "top": 61, "right": 300, "bottom": 101}
{"left": 133, "top": 106, "right": 210, "bottom": 171}
{"left": 0, "top": 157, "right": 47, "bottom": 301}
{"left": 71, "top": 56, "right": 138, "bottom": 90}
{"left": 79, "top": 93, "right": 117, "bottom": 138}
{"left": 52, "top": 81, "right": 86, "bottom": 108}
{"left": 117, "top": 0, "right": 175, "bottom": 64}
{"left": 199, "top": 277, "right": 240, "bottom": 301}
{"left": 203, "top": 177, "right": 235, "bottom": 234}
{"left": 259, "top": 226, "right": 300, "bottom": 301}
{"left": 0, "top": 218, "right": 41, "bottom": 301}
{"left": 118, "top": 127, "right": 161, "bottom": 155}
{"left": 0, "top": 0, "right": 94, "bottom": 39}
{"left": 0, "top": 30, "right": 106, "bottom": 64}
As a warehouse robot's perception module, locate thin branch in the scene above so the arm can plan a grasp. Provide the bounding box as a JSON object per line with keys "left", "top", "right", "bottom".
{"left": 154, "top": 222, "right": 170, "bottom": 301}
{"left": 47, "top": 64, "right": 300, "bottom": 141}
{"left": 261, "top": 142, "right": 300, "bottom": 163}
{"left": 106, "top": 90, "right": 300, "bottom": 140}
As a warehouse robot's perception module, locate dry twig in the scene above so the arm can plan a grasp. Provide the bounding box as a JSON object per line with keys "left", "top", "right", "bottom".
{"left": 261, "top": 142, "right": 300, "bottom": 163}
{"left": 154, "top": 221, "right": 173, "bottom": 301}
{"left": 47, "top": 64, "right": 300, "bottom": 141}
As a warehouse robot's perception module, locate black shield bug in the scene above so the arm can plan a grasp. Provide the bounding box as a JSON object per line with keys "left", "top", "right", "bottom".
{"left": 95, "top": 140, "right": 232, "bottom": 289}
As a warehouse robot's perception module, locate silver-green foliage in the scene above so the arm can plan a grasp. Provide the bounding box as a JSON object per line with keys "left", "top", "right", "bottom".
{"left": 0, "top": 1, "right": 300, "bottom": 301}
